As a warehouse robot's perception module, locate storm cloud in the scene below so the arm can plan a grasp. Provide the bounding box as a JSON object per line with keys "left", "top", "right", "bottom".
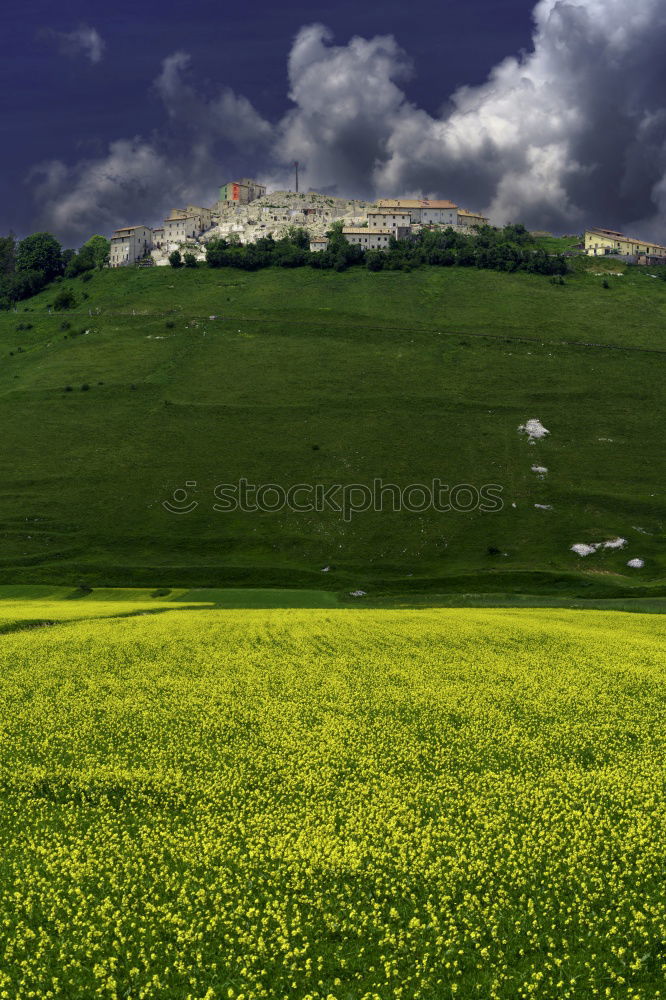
{"left": 32, "top": 0, "right": 666, "bottom": 241}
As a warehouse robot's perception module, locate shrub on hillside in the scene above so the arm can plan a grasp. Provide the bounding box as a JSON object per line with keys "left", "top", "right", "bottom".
{"left": 183, "top": 253, "right": 197, "bottom": 268}
{"left": 53, "top": 287, "right": 77, "bottom": 311}
{"left": 169, "top": 250, "right": 183, "bottom": 269}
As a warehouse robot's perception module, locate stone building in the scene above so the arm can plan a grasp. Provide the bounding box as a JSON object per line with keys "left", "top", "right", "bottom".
{"left": 219, "top": 178, "right": 266, "bottom": 205}
{"left": 457, "top": 208, "right": 489, "bottom": 228}
{"left": 377, "top": 198, "right": 459, "bottom": 226}
{"left": 342, "top": 227, "right": 394, "bottom": 250}
{"left": 367, "top": 210, "right": 412, "bottom": 235}
{"left": 185, "top": 205, "right": 213, "bottom": 230}
{"left": 163, "top": 206, "right": 213, "bottom": 244}
{"left": 309, "top": 237, "right": 329, "bottom": 252}
{"left": 109, "top": 225, "right": 153, "bottom": 266}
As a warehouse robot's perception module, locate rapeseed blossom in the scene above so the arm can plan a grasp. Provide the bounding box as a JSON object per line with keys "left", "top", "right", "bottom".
{"left": 0, "top": 606, "right": 663, "bottom": 999}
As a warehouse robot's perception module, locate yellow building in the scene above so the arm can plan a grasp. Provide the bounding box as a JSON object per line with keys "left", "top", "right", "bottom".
{"left": 585, "top": 227, "right": 666, "bottom": 259}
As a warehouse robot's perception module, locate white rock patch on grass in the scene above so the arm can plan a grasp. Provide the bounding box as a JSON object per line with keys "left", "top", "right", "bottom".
{"left": 627, "top": 558, "right": 645, "bottom": 568}
{"left": 531, "top": 465, "right": 548, "bottom": 476}
{"left": 519, "top": 419, "right": 550, "bottom": 441}
{"left": 571, "top": 537, "right": 627, "bottom": 557}
{"left": 571, "top": 543, "right": 598, "bottom": 556}
{"left": 535, "top": 504, "right": 553, "bottom": 510}
{"left": 603, "top": 537, "right": 627, "bottom": 550}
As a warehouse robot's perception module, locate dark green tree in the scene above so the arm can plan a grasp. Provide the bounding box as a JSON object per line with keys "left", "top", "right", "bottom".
{"left": 61, "top": 249, "right": 77, "bottom": 270}
{"left": 285, "top": 226, "right": 310, "bottom": 250}
{"left": 168, "top": 250, "right": 183, "bottom": 269}
{"left": 273, "top": 244, "right": 306, "bottom": 268}
{"left": 0, "top": 233, "right": 16, "bottom": 275}
{"left": 81, "top": 234, "right": 110, "bottom": 269}
{"left": 0, "top": 269, "right": 47, "bottom": 306}
{"left": 16, "top": 232, "right": 63, "bottom": 281}
{"left": 365, "top": 250, "right": 384, "bottom": 271}
{"left": 324, "top": 221, "right": 347, "bottom": 253}
{"left": 206, "top": 239, "right": 229, "bottom": 267}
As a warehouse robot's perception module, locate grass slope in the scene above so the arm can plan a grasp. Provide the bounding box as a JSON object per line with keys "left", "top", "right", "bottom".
{"left": 0, "top": 264, "right": 664, "bottom": 596}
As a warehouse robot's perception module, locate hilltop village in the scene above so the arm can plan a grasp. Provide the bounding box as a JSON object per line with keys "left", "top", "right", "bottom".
{"left": 108, "top": 178, "right": 489, "bottom": 267}
{"left": 108, "top": 176, "right": 666, "bottom": 269}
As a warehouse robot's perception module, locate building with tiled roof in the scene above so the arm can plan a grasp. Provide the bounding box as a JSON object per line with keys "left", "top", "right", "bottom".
{"left": 377, "top": 199, "right": 458, "bottom": 226}
{"left": 109, "top": 225, "right": 154, "bottom": 267}
{"left": 585, "top": 227, "right": 666, "bottom": 259}
{"left": 342, "top": 227, "right": 395, "bottom": 250}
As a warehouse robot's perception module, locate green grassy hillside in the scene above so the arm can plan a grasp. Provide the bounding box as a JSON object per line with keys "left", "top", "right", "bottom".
{"left": 0, "top": 263, "right": 664, "bottom": 597}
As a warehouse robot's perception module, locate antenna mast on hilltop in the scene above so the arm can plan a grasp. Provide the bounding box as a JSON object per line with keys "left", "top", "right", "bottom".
{"left": 294, "top": 161, "right": 299, "bottom": 193}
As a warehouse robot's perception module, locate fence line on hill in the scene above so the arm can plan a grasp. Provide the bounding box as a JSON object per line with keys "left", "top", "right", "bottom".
{"left": 12, "top": 308, "right": 666, "bottom": 356}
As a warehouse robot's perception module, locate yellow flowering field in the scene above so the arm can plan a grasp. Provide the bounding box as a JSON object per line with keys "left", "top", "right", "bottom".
{"left": 0, "top": 607, "right": 664, "bottom": 1000}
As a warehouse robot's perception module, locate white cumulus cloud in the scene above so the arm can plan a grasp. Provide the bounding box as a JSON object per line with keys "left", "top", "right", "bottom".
{"left": 42, "top": 24, "right": 106, "bottom": 64}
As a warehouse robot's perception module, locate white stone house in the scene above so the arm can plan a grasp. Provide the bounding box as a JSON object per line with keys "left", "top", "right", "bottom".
{"left": 185, "top": 205, "right": 213, "bottom": 230}
{"left": 367, "top": 210, "right": 412, "bottom": 234}
{"left": 109, "top": 225, "right": 154, "bottom": 266}
{"left": 376, "top": 199, "right": 459, "bottom": 226}
{"left": 163, "top": 206, "right": 212, "bottom": 244}
{"left": 342, "top": 227, "right": 394, "bottom": 250}
{"left": 310, "top": 237, "right": 329, "bottom": 252}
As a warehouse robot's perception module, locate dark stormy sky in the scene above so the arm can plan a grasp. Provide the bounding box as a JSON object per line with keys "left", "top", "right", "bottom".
{"left": 2, "top": 0, "right": 666, "bottom": 243}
